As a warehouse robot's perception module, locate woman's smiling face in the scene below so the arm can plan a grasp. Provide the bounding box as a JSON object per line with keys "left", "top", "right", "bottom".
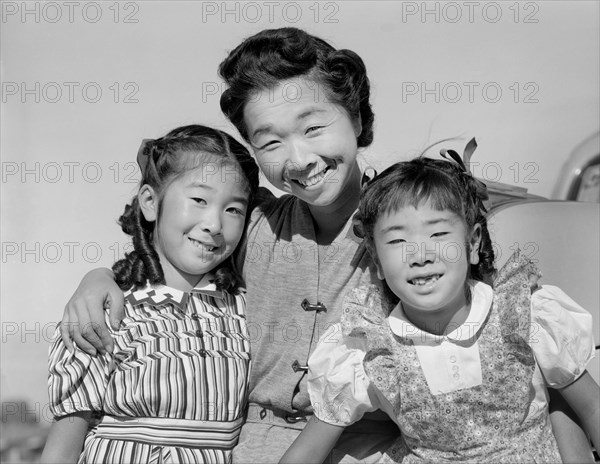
{"left": 243, "top": 78, "right": 362, "bottom": 208}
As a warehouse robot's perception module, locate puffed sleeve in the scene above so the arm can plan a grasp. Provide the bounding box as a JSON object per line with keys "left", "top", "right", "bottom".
{"left": 530, "top": 285, "right": 595, "bottom": 388}
{"left": 48, "top": 325, "right": 113, "bottom": 418}
{"left": 307, "top": 323, "right": 380, "bottom": 426}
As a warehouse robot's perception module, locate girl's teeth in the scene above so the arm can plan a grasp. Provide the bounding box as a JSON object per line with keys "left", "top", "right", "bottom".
{"left": 189, "top": 238, "right": 216, "bottom": 251}
{"left": 411, "top": 275, "right": 440, "bottom": 285}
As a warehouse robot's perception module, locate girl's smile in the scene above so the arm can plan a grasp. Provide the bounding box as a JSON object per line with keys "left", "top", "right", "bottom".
{"left": 140, "top": 162, "right": 249, "bottom": 292}
{"left": 408, "top": 272, "right": 443, "bottom": 290}
{"left": 372, "top": 201, "right": 481, "bottom": 333}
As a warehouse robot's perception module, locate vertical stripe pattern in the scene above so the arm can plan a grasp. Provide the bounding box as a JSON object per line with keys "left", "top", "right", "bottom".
{"left": 48, "top": 283, "right": 250, "bottom": 463}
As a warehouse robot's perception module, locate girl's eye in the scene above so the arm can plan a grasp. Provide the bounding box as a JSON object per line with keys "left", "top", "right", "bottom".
{"left": 226, "top": 207, "right": 245, "bottom": 216}
{"left": 306, "top": 126, "right": 324, "bottom": 135}
{"left": 192, "top": 198, "right": 206, "bottom": 205}
{"left": 432, "top": 232, "right": 449, "bottom": 238}
{"left": 387, "top": 238, "right": 406, "bottom": 245}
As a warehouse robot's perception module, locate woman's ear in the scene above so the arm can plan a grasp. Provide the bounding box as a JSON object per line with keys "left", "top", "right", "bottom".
{"left": 469, "top": 224, "right": 483, "bottom": 265}
{"left": 138, "top": 185, "right": 158, "bottom": 222}
{"left": 353, "top": 113, "right": 363, "bottom": 138}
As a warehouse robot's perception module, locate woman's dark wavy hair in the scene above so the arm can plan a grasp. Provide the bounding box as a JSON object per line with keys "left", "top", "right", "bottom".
{"left": 357, "top": 157, "right": 496, "bottom": 287}
{"left": 218, "top": 27, "right": 374, "bottom": 147}
{"left": 112, "top": 125, "right": 259, "bottom": 294}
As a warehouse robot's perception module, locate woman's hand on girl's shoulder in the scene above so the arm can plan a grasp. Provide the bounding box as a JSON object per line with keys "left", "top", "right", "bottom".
{"left": 61, "top": 268, "right": 124, "bottom": 355}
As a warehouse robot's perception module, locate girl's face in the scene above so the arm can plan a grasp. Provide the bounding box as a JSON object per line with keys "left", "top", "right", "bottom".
{"left": 243, "top": 78, "right": 362, "bottom": 209}
{"left": 140, "top": 162, "right": 249, "bottom": 291}
{"left": 372, "top": 202, "right": 481, "bottom": 323}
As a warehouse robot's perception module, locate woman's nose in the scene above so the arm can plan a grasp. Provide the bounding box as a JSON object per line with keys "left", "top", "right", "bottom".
{"left": 286, "top": 139, "right": 315, "bottom": 172}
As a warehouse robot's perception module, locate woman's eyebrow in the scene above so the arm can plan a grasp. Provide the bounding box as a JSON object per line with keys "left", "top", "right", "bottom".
{"left": 250, "top": 124, "right": 273, "bottom": 141}
{"left": 250, "top": 107, "right": 329, "bottom": 141}
{"left": 297, "top": 107, "right": 328, "bottom": 120}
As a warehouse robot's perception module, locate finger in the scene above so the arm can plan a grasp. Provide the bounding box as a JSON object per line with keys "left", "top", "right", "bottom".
{"left": 60, "top": 316, "right": 74, "bottom": 354}
{"left": 107, "top": 292, "right": 125, "bottom": 332}
{"left": 71, "top": 313, "right": 98, "bottom": 355}
{"left": 72, "top": 332, "right": 97, "bottom": 356}
{"left": 95, "top": 318, "right": 114, "bottom": 354}
{"left": 81, "top": 318, "right": 106, "bottom": 354}
{"left": 83, "top": 298, "right": 114, "bottom": 354}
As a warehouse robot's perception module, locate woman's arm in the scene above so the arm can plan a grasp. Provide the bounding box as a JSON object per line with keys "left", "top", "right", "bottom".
{"left": 558, "top": 371, "right": 600, "bottom": 455}
{"left": 40, "top": 411, "right": 92, "bottom": 463}
{"left": 279, "top": 416, "right": 345, "bottom": 464}
{"left": 61, "top": 268, "right": 124, "bottom": 355}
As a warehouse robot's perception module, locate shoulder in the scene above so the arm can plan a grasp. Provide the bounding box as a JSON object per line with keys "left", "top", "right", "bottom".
{"left": 529, "top": 285, "right": 595, "bottom": 388}
{"left": 249, "top": 188, "right": 295, "bottom": 220}
{"left": 341, "top": 283, "right": 396, "bottom": 338}
{"left": 493, "top": 249, "right": 542, "bottom": 292}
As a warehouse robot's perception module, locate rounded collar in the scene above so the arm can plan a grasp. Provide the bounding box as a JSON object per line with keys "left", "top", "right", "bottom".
{"left": 388, "top": 280, "right": 494, "bottom": 344}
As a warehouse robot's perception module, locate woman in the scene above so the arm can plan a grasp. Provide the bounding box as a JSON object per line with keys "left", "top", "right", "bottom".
{"left": 60, "top": 27, "right": 397, "bottom": 463}
{"left": 59, "top": 27, "right": 593, "bottom": 463}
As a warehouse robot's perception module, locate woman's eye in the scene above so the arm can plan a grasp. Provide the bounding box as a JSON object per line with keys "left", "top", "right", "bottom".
{"left": 259, "top": 140, "right": 279, "bottom": 150}
{"left": 192, "top": 198, "right": 206, "bottom": 205}
{"left": 432, "top": 232, "right": 449, "bottom": 238}
{"left": 306, "top": 126, "right": 324, "bottom": 135}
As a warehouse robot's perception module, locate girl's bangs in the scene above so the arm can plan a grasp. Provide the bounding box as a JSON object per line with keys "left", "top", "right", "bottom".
{"left": 379, "top": 168, "right": 464, "bottom": 219}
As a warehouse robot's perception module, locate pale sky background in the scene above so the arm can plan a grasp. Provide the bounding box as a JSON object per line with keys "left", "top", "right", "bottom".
{"left": 1, "top": 1, "right": 599, "bottom": 424}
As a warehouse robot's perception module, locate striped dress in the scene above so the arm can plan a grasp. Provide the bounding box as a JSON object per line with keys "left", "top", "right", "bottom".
{"left": 48, "top": 274, "right": 250, "bottom": 464}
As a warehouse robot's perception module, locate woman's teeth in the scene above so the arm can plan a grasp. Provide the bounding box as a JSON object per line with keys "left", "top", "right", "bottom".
{"left": 297, "top": 167, "right": 330, "bottom": 187}
{"left": 188, "top": 238, "right": 217, "bottom": 252}
{"left": 410, "top": 275, "right": 441, "bottom": 286}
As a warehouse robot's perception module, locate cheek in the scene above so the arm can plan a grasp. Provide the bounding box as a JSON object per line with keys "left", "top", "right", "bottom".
{"left": 380, "top": 255, "right": 403, "bottom": 279}
{"left": 255, "top": 153, "right": 281, "bottom": 181}
{"left": 323, "top": 131, "right": 357, "bottom": 159}
{"left": 224, "top": 218, "right": 245, "bottom": 245}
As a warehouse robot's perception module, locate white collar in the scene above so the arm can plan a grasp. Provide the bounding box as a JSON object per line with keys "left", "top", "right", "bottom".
{"left": 388, "top": 281, "right": 493, "bottom": 344}
{"left": 125, "top": 273, "right": 224, "bottom": 311}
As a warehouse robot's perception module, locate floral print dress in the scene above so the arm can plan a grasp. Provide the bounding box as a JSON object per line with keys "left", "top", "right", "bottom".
{"left": 307, "top": 252, "right": 595, "bottom": 463}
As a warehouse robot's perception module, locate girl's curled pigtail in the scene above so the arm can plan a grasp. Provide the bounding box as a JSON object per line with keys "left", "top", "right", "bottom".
{"left": 113, "top": 197, "right": 164, "bottom": 291}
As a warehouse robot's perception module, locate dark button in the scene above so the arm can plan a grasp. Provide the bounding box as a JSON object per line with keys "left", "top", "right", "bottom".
{"left": 292, "top": 360, "right": 308, "bottom": 372}
{"left": 301, "top": 299, "right": 327, "bottom": 312}
{"left": 198, "top": 348, "right": 206, "bottom": 357}
{"left": 284, "top": 414, "right": 307, "bottom": 424}
{"left": 191, "top": 313, "right": 200, "bottom": 320}
{"left": 195, "top": 329, "right": 203, "bottom": 337}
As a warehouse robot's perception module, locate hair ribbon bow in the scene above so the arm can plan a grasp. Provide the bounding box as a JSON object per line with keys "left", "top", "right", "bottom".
{"left": 440, "top": 137, "right": 489, "bottom": 213}
{"left": 136, "top": 139, "right": 155, "bottom": 175}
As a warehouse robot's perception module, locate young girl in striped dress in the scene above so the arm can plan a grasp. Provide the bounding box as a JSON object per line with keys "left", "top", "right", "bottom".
{"left": 41, "top": 125, "right": 259, "bottom": 464}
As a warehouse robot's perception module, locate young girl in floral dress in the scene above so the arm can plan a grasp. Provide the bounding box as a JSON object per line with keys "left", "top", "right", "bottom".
{"left": 281, "top": 141, "right": 599, "bottom": 463}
